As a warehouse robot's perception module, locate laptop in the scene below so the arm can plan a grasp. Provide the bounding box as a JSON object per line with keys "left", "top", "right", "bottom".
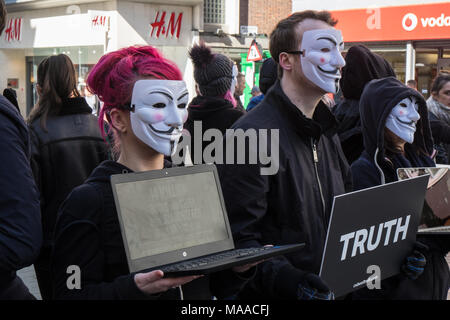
{"left": 397, "top": 167, "right": 450, "bottom": 236}
{"left": 319, "top": 175, "right": 429, "bottom": 298}
{"left": 110, "top": 164, "right": 304, "bottom": 277}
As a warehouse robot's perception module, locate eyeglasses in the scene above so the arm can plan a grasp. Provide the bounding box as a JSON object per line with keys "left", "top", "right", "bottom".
{"left": 285, "top": 50, "right": 305, "bottom": 56}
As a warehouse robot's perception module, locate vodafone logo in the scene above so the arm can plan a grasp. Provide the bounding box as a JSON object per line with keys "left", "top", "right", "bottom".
{"left": 402, "top": 13, "right": 418, "bottom": 31}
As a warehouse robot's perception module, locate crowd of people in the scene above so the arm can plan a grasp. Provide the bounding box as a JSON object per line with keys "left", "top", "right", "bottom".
{"left": 0, "top": 0, "right": 449, "bottom": 300}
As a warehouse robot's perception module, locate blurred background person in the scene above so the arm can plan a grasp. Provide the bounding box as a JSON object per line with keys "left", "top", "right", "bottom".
{"left": 333, "top": 44, "right": 396, "bottom": 164}
{"left": 184, "top": 42, "right": 245, "bottom": 164}
{"left": 3, "top": 87, "right": 19, "bottom": 113}
{"left": 27, "top": 54, "right": 108, "bottom": 299}
{"left": 234, "top": 72, "right": 247, "bottom": 113}
{"left": 246, "top": 57, "right": 277, "bottom": 112}
{"left": 406, "top": 79, "right": 418, "bottom": 91}
{"left": 426, "top": 72, "right": 450, "bottom": 164}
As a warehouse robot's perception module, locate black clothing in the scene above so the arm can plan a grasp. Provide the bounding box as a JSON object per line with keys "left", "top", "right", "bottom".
{"left": 29, "top": 97, "right": 108, "bottom": 299}
{"left": 333, "top": 99, "right": 363, "bottom": 164}
{"left": 217, "top": 81, "right": 352, "bottom": 299}
{"left": 51, "top": 160, "right": 252, "bottom": 300}
{"left": 428, "top": 112, "right": 450, "bottom": 164}
{"left": 351, "top": 77, "right": 449, "bottom": 300}
{"left": 334, "top": 45, "right": 396, "bottom": 164}
{"left": 234, "top": 95, "right": 247, "bottom": 113}
{"left": 0, "top": 95, "right": 42, "bottom": 299}
{"left": 184, "top": 96, "right": 244, "bottom": 164}
{"left": 3, "top": 88, "right": 19, "bottom": 112}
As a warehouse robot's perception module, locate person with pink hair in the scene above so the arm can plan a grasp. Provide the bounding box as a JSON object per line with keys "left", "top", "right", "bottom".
{"left": 50, "top": 45, "right": 256, "bottom": 300}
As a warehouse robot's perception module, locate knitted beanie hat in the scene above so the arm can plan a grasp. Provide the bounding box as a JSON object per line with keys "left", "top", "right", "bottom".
{"left": 189, "top": 42, "right": 233, "bottom": 97}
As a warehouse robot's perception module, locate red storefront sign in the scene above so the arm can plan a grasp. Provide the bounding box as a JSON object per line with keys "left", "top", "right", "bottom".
{"left": 4, "top": 18, "right": 22, "bottom": 43}
{"left": 330, "top": 3, "right": 450, "bottom": 42}
{"left": 150, "top": 11, "right": 183, "bottom": 39}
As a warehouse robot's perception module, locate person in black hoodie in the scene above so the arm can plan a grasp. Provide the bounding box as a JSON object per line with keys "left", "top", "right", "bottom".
{"left": 183, "top": 42, "right": 244, "bottom": 164}
{"left": 333, "top": 45, "right": 396, "bottom": 164}
{"left": 351, "top": 76, "right": 450, "bottom": 299}
{"left": 0, "top": 0, "right": 42, "bottom": 299}
{"left": 27, "top": 54, "right": 108, "bottom": 300}
{"left": 50, "top": 45, "right": 256, "bottom": 300}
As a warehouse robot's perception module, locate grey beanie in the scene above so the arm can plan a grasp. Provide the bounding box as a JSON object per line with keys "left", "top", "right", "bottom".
{"left": 189, "top": 43, "right": 233, "bottom": 97}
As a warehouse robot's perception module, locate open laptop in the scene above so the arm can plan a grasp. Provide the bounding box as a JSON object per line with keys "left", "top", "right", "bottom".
{"left": 319, "top": 175, "right": 429, "bottom": 298}
{"left": 397, "top": 167, "right": 450, "bottom": 236}
{"left": 110, "top": 164, "right": 304, "bottom": 277}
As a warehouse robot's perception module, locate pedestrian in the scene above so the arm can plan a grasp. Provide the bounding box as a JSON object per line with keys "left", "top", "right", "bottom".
{"left": 27, "top": 54, "right": 109, "bottom": 299}
{"left": 350, "top": 76, "right": 449, "bottom": 299}
{"left": 234, "top": 72, "right": 247, "bottom": 113}
{"left": 333, "top": 45, "right": 396, "bottom": 164}
{"left": 246, "top": 57, "right": 278, "bottom": 112}
{"left": 0, "top": 0, "right": 42, "bottom": 300}
{"left": 3, "top": 87, "right": 19, "bottom": 113}
{"left": 183, "top": 42, "right": 245, "bottom": 164}
{"left": 50, "top": 45, "right": 257, "bottom": 300}
{"left": 426, "top": 72, "right": 450, "bottom": 164}
{"left": 217, "top": 10, "right": 352, "bottom": 299}
{"left": 406, "top": 79, "right": 418, "bottom": 91}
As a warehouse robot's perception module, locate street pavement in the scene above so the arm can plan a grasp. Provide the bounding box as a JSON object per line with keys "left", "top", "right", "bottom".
{"left": 17, "top": 256, "right": 450, "bottom": 300}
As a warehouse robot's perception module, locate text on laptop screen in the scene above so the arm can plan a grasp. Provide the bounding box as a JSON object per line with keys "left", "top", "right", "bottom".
{"left": 115, "top": 171, "right": 229, "bottom": 260}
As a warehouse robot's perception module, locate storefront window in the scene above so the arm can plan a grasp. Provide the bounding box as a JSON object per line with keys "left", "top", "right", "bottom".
{"left": 415, "top": 50, "right": 438, "bottom": 99}
{"left": 26, "top": 45, "right": 104, "bottom": 114}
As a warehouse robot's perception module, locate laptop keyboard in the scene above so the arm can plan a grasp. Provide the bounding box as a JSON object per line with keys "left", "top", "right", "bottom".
{"left": 160, "top": 247, "right": 271, "bottom": 273}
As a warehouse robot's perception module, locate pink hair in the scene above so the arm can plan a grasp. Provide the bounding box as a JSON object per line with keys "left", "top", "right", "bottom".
{"left": 222, "top": 90, "right": 237, "bottom": 108}
{"left": 86, "top": 46, "right": 183, "bottom": 139}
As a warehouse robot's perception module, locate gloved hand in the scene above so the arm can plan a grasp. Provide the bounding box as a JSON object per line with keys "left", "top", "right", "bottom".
{"left": 297, "top": 273, "right": 334, "bottom": 300}
{"left": 401, "top": 241, "right": 428, "bottom": 280}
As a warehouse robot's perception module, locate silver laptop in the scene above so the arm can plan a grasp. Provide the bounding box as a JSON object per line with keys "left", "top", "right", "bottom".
{"left": 110, "top": 164, "right": 304, "bottom": 276}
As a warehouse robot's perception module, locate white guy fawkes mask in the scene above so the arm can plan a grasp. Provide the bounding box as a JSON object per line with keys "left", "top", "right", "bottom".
{"left": 385, "top": 96, "right": 420, "bottom": 144}
{"left": 300, "top": 28, "right": 345, "bottom": 94}
{"left": 130, "top": 80, "right": 189, "bottom": 156}
{"left": 230, "top": 64, "right": 238, "bottom": 96}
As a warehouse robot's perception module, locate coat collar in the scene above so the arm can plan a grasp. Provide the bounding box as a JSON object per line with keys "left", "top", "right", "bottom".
{"left": 266, "top": 80, "right": 338, "bottom": 140}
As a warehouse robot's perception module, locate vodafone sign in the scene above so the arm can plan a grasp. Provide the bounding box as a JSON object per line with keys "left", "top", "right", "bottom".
{"left": 331, "top": 4, "right": 450, "bottom": 42}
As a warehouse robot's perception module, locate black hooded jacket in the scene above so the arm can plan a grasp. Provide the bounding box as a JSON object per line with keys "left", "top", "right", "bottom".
{"left": 0, "top": 95, "right": 42, "bottom": 299}
{"left": 184, "top": 96, "right": 244, "bottom": 164}
{"left": 350, "top": 77, "right": 449, "bottom": 300}
{"left": 333, "top": 45, "right": 396, "bottom": 164}
{"left": 51, "top": 160, "right": 252, "bottom": 300}
{"left": 217, "top": 81, "right": 352, "bottom": 299}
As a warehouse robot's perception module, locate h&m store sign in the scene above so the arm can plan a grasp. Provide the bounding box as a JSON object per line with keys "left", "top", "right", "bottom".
{"left": 330, "top": 3, "right": 450, "bottom": 42}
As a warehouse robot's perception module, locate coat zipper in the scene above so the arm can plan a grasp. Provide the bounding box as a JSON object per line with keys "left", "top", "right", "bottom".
{"left": 311, "top": 138, "right": 326, "bottom": 219}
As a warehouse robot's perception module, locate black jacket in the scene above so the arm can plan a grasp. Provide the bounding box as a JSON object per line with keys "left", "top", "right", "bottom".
{"left": 51, "top": 160, "right": 253, "bottom": 300}
{"left": 351, "top": 77, "right": 449, "bottom": 300}
{"left": 333, "top": 45, "right": 396, "bottom": 164}
{"left": 184, "top": 96, "right": 244, "bottom": 164}
{"left": 29, "top": 98, "right": 108, "bottom": 246}
{"left": 428, "top": 112, "right": 450, "bottom": 164}
{"left": 0, "top": 95, "right": 42, "bottom": 299}
{"left": 217, "top": 81, "right": 352, "bottom": 299}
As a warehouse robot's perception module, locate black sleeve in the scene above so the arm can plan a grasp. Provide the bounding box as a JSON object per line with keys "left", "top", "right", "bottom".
{"left": 217, "top": 130, "right": 307, "bottom": 298}
{"left": 209, "top": 267, "right": 256, "bottom": 299}
{"left": 51, "top": 188, "right": 149, "bottom": 300}
{"left": 0, "top": 112, "right": 42, "bottom": 273}
{"left": 28, "top": 126, "right": 43, "bottom": 203}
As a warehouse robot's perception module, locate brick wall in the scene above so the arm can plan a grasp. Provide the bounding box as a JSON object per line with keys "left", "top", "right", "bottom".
{"left": 240, "top": 0, "right": 292, "bottom": 36}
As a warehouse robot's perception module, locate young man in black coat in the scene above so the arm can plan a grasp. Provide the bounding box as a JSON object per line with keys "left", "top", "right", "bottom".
{"left": 0, "top": 0, "right": 43, "bottom": 299}
{"left": 217, "top": 11, "right": 352, "bottom": 299}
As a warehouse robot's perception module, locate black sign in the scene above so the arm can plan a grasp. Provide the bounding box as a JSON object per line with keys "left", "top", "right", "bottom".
{"left": 319, "top": 175, "right": 429, "bottom": 298}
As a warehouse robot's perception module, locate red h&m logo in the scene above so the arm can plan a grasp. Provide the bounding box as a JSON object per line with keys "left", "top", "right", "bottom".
{"left": 150, "top": 11, "right": 183, "bottom": 39}
{"left": 4, "top": 18, "right": 22, "bottom": 42}
{"left": 92, "top": 15, "right": 109, "bottom": 27}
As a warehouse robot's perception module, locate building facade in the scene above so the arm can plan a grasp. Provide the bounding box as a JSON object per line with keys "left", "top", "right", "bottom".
{"left": 293, "top": 0, "right": 450, "bottom": 97}
{"left": 1, "top": 0, "right": 203, "bottom": 116}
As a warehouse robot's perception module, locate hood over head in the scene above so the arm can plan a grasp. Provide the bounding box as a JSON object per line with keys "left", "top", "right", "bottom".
{"left": 340, "top": 45, "right": 396, "bottom": 100}
{"left": 359, "top": 76, "right": 434, "bottom": 167}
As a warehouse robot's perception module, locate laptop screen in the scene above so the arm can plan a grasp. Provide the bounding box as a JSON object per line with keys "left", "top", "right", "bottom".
{"left": 114, "top": 171, "right": 230, "bottom": 261}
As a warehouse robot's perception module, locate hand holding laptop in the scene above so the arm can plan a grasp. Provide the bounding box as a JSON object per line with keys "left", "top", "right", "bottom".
{"left": 134, "top": 270, "right": 203, "bottom": 295}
